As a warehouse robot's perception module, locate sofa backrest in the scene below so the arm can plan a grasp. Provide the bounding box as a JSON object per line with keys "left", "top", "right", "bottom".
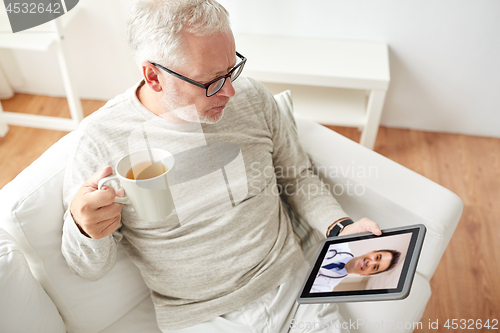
{"left": 0, "top": 132, "right": 150, "bottom": 333}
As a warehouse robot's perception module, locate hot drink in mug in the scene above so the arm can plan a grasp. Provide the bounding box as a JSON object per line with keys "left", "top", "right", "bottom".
{"left": 98, "top": 148, "right": 175, "bottom": 221}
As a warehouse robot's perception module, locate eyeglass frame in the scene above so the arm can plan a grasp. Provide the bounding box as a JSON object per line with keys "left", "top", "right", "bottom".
{"left": 150, "top": 51, "right": 247, "bottom": 97}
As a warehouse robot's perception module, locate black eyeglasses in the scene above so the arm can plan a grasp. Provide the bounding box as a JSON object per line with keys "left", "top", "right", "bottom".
{"left": 150, "top": 52, "right": 247, "bottom": 97}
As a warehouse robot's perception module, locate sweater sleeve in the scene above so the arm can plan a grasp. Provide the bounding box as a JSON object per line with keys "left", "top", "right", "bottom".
{"left": 252, "top": 79, "right": 349, "bottom": 235}
{"left": 61, "top": 130, "right": 122, "bottom": 281}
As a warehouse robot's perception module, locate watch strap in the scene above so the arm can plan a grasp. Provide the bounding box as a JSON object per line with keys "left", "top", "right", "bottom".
{"left": 328, "top": 218, "right": 354, "bottom": 238}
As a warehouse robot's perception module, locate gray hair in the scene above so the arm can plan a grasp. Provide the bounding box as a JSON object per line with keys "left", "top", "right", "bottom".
{"left": 127, "top": 0, "right": 231, "bottom": 69}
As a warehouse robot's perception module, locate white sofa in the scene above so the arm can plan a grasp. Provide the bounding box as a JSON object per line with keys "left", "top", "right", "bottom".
{"left": 0, "top": 96, "right": 462, "bottom": 333}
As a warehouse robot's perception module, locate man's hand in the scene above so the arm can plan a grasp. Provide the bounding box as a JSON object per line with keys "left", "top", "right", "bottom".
{"left": 338, "top": 218, "right": 382, "bottom": 237}
{"left": 70, "top": 166, "right": 124, "bottom": 240}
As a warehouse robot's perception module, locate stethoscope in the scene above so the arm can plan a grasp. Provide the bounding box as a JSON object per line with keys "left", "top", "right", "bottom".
{"left": 318, "top": 249, "right": 354, "bottom": 279}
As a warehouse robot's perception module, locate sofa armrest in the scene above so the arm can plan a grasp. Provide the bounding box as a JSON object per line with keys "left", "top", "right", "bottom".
{"left": 0, "top": 227, "right": 66, "bottom": 333}
{"left": 0, "top": 131, "right": 151, "bottom": 333}
{"left": 295, "top": 115, "right": 463, "bottom": 280}
{"left": 337, "top": 273, "right": 431, "bottom": 333}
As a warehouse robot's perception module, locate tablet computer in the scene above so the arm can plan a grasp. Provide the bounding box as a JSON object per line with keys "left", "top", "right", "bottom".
{"left": 297, "top": 224, "right": 426, "bottom": 304}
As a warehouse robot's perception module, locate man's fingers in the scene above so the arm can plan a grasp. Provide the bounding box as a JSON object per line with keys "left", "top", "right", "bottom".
{"left": 365, "top": 219, "right": 382, "bottom": 236}
{"left": 97, "top": 216, "right": 122, "bottom": 239}
{"left": 84, "top": 185, "right": 119, "bottom": 210}
{"left": 95, "top": 201, "right": 124, "bottom": 222}
{"left": 85, "top": 166, "right": 114, "bottom": 189}
{"left": 73, "top": 201, "right": 122, "bottom": 239}
{"left": 86, "top": 215, "right": 121, "bottom": 240}
{"left": 371, "top": 223, "right": 382, "bottom": 236}
{"left": 70, "top": 166, "right": 124, "bottom": 238}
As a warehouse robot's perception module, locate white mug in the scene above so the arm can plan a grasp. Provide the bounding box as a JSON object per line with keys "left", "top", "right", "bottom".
{"left": 98, "top": 148, "right": 175, "bottom": 222}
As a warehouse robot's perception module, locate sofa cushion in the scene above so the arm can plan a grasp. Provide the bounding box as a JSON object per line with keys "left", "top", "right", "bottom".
{"left": 101, "top": 295, "right": 162, "bottom": 333}
{"left": 0, "top": 228, "right": 66, "bottom": 333}
{"left": 0, "top": 132, "right": 151, "bottom": 333}
{"left": 273, "top": 89, "right": 297, "bottom": 132}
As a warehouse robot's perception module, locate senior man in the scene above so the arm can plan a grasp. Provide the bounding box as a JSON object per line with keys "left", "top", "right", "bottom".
{"left": 62, "top": 0, "right": 382, "bottom": 332}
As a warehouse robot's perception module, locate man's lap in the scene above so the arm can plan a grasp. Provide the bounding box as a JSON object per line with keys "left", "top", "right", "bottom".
{"left": 161, "top": 260, "right": 349, "bottom": 333}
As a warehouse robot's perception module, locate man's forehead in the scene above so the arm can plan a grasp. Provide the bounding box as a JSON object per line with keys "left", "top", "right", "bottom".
{"left": 186, "top": 55, "right": 236, "bottom": 81}
{"left": 377, "top": 251, "right": 392, "bottom": 257}
{"left": 212, "top": 58, "right": 237, "bottom": 76}
{"left": 179, "top": 31, "right": 236, "bottom": 79}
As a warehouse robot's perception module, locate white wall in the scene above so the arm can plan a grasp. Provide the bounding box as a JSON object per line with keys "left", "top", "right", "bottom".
{"left": 1, "top": 0, "right": 499, "bottom": 138}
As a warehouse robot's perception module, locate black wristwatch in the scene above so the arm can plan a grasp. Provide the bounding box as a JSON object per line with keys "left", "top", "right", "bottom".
{"left": 328, "top": 218, "right": 354, "bottom": 237}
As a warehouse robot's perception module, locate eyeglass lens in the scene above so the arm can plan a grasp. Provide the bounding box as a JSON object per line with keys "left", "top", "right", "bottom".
{"left": 207, "top": 79, "right": 225, "bottom": 96}
{"left": 206, "top": 60, "right": 245, "bottom": 96}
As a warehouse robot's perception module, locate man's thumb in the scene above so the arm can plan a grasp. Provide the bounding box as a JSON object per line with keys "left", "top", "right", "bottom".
{"left": 88, "top": 166, "right": 114, "bottom": 186}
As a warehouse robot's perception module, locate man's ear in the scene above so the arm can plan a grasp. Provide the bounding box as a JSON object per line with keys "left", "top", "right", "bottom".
{"left": 142, "top": 62, "right": 163, "bottom": 93}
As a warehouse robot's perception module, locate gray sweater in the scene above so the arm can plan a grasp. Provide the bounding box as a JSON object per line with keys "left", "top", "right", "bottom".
{"left": 61, "top": 77, "right": 347, "bottom": 330}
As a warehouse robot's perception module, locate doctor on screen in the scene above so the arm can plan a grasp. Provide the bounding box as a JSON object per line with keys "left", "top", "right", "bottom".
{"left": 310, "top": 243, "right": 401, "bottom": 293}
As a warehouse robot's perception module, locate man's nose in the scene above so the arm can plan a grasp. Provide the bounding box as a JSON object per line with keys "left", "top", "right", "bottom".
{"left": 217, "top": 78, "right": 236, "bottom": 97}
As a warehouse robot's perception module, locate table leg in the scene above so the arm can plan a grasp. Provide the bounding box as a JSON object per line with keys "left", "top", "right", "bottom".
{"left": 360, "top": 90, "right": 387, "bottom": 149}
{"left": 53, "top": 19, "right": 84, "bottom": 125}
{"left": 0, "top": 101, "right": 10, "bottom": 137}
{"left": 0, "top": 122, "right": 8, "bottom": 137}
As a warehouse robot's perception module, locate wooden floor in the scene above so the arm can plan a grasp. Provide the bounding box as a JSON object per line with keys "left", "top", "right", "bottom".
{"left": 1, "top": 94, "right": 499, "bottom": 332}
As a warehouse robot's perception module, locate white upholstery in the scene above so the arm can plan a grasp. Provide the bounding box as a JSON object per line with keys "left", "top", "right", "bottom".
{"left": 100, "top": 296, "right": 161, "bottom": 333}
{"left": 0, "top": 228, "right": 66, "bottom": 333}
{"left": 0, "top": 96, "right": 462, "bottom": 333}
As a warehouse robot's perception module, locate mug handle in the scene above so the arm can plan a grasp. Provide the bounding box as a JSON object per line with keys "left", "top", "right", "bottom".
{"left": 98, "top": 175, "right": 131, "bottom": 204}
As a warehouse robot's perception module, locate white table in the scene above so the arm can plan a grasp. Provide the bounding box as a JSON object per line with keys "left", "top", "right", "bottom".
{"left": 0, "top": 8, "right": 83, "bottom": 137}
{"left": 236, "top": 34, "right": 390, "bottom": 149}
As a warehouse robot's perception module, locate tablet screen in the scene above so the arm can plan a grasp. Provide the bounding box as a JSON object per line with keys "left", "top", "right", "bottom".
{"left": 299, "top": 225, "right": 424, "bottom": 301}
